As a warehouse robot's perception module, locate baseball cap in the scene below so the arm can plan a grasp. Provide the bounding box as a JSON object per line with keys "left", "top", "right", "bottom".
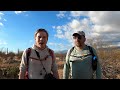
{"left": 73, "top": 31, "right": 85, "bottom": 37}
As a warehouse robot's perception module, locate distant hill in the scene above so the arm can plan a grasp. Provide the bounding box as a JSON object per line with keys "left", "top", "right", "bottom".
{"left": 97, "top": 46, "right": 120, "bottom": 50}
{"left": 55, "top": 50, "right": 67, "bottom": 54}
{"left": 55, "top": 46, "right": 120, "bottom": 54}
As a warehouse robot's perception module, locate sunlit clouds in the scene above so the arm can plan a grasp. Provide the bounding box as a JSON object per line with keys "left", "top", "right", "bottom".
{"left": 53, "top": 11, "right": 120, "bottom": 48}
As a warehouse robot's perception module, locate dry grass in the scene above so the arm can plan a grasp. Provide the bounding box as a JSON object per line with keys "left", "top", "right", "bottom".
{"left": 0, "top": 48, "right": 120, "bottom": 79}
{"left": 58, "top": 69, "right": 63, "bottom": 79}
{"left": 56, "top": 48, "right": 120, "bottom": 79}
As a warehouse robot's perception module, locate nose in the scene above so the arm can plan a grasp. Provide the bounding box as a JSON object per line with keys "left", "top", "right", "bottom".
{"left": 76, "top": 36, "right": 81, "bottom": 41}
{"left": 39, "top": 37, "right": 43, "bottom": 40}
{"left": 76, "top": 38, "right": 80, "bottom": 42}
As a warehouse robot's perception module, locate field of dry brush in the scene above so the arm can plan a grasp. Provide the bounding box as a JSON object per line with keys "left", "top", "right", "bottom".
{"left": 0, "top": 48, "right": 120, "bottom": 79}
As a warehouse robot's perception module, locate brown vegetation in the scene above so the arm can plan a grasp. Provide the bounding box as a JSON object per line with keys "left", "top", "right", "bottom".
{"left": 57, "top": 47, "right": 120, "bottom": 79}
{"left": 0, "top": 47, "right": 120, "bottom": 79}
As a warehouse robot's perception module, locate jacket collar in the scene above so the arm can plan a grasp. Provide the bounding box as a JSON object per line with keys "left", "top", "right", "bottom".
{"left": 32, "top": 44, "right": 48, "bottom": 52}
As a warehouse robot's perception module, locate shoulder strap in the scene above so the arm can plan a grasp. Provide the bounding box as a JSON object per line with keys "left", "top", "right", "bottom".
{"left": 26, "top": 48, "right": 31, "bottom": 66}
{"left": 35, "top": 50, "right": 40, "bottom": 58}
{"left": 87, "top": 46, "right": 97, "bottom": 71}
{"left": 48, "top": 49, "right": 54, "bottom": 61}
{"left": 88, "top": 46, "right": 94, "bottom": 56}
{"left": 68, "top": 47, "right": 74, "bottom": 61}
{"left": 35, "top": 50, "right": 48, "bottom": 74}
{"left": 69, "top": 47, "right": 74, "bottom": 56}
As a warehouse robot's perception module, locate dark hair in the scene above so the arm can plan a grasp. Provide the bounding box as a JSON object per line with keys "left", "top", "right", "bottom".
{"left": 34, "top": 28, "right": 49, "bottom": 38}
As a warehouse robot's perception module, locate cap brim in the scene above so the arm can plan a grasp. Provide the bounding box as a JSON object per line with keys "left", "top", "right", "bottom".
{"left": 72, "top": 33, "right": 80, "bottom": 36}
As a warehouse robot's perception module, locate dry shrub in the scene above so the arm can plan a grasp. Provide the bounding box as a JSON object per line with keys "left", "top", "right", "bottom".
{"left": 57, "top": 60, "right": 64, "bottom": 69}
{"left": 98, "top": 48, "right": 120, "bottom": 79}
{"left": 0, "top": 47, "right": 120, "bottom": 79}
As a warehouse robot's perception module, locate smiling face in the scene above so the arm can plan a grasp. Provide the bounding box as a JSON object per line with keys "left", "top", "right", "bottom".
{"left": 35, "top": 31, "right": 48, "bottom": 50}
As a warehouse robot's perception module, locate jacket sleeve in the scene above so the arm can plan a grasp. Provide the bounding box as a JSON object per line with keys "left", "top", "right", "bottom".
{"left": 92, "top": 47, "right": 102, "bottom": 79}
{"left": 19, "top": 49, "right": 27, "bottom": 74}
{"left": 63, "top": 49, "right": 71, "bottom": 79}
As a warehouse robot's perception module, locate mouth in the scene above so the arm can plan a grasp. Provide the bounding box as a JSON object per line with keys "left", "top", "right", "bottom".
{"left": 39, "top": 42, "right": 44, "bottom": 45}
{"left": 76, "top": 42, "right": 81, "bottom": 45}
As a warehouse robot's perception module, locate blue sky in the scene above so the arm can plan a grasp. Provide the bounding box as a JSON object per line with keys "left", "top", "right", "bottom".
{"left": 0, "top": 11, "right": 120, "bottom": 53}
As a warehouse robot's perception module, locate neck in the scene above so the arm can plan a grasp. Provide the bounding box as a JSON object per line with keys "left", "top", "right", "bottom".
{"left": 35, "top": 44, "right": 46, "bottom": 50}
{"left": 75, "top": 44, "right": 86, "bottom": 51}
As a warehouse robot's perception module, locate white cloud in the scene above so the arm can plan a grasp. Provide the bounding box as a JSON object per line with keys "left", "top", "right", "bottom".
{"left": 88, "top": 11, "right": 120, "bottom": 45}
{"left": 15, "top": 11, "right": 26, "bottom": 14}
{"left": 56, "top": 11, "right": 66, "bottom": 18}
{"left": 0, "top": 12, "right": 5, "bottom": 27}
{"left": 54, "top": 11, "right": 120, "bottom": 48}
{"left": 0, "top": 12, "right": 4, "bottom": 16}
{"left": 115, "top": 42, "right": 120, "bottom": 47}
{"left": 70, "top": 11, "right": 82, "bottom": 17}
{"left": 3, "top": 19, "right": 7, "bottom": 21}
{"left": 0, "top": 12, "right": 4, "bottom": 20}
{"left": 54, "top": 18, "right": 92, "bottom": 44}
{"left": 55, "top": 34, "right": 64, "bottom": 39}
{"left": 88, "top": 11, "right": 120, "bottom": 26}
{"left": 48, "top": 42, "right": 72, "bottom": 51}
{"left": 48, "top": 42, "right": 55, "bottom": 45}
{"left": 69, "top": 19, "right": 80, "bottom": 29}
{"left": 70, "top": 11, "right": 88, "bottom": 17}
{"left": 0, "top": 22, "right": 3, "bottom": 26}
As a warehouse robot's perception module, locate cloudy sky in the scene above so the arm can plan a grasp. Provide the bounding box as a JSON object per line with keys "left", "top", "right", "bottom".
{"left": 0, "top": 11, "right": 120, "bottom": 53}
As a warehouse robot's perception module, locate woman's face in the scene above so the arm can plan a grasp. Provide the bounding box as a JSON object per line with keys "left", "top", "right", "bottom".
{"left": 35, "top": 31, "right": 48, "bottom": 49}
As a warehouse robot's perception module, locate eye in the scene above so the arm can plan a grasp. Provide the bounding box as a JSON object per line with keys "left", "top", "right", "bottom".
{"left": 73, "top": 36, "right": 76, "bottom": 39}
{"left": 73, "top": 36, "right": 81, "bottom": 39}
{"left": 38, "top": 36, "right": 41, "bottom": 38}
{"left": 43, "top": 36, "right": 47, "bottom": 39}
{"left": 78, "top": 36, "right": 81, "bottom": 39}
